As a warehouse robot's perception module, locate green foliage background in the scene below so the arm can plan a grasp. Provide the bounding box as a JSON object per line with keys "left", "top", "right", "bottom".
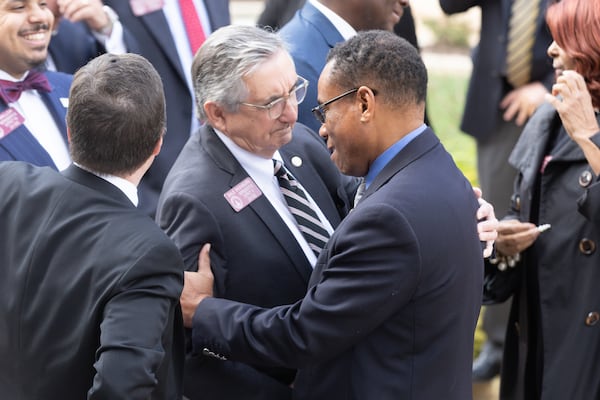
{"left": 427, "top": 72, "right": 477, "bottom": 186}
{"left": 427, "top": 72, "right": 487, "bottom": 357}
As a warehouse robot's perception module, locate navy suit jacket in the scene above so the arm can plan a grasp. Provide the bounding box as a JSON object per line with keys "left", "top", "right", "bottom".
{"left": 440, "top": 0, "right": 554, "bottom": 141}
{"left": 0, "top": 71, "right": 71, "bottom": 168}
{"left": 48, "top": 19, "right": 105, "bottom": 75}
{"left": 0, "top": 163, "right": 185, "bottom": 399}
{"left": 278, "top": 2, "right": 344, "bottom": 132}
{"left": 104, "top": 0, "right": 230, "bottom": 216}
{"left": 190, "top": 129, "right": 484, "bottom": 400}
{"left": 156, "top": 123, "right": 356, "bottom": 400}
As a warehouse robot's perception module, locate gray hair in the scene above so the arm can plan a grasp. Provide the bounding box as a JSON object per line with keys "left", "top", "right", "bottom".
{"left": 191, "top": 25, "right": 289, "bottom": 121}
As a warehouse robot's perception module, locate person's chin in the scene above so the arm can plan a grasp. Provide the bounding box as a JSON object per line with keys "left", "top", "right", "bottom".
{"left": 275, "top": 126, "right": 293, "bottom": 139}
{"left": 28, "top": 58, "right": 48, "bottom": 70}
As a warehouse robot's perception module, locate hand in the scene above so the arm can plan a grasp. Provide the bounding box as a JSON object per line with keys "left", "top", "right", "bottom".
{"left": 180, "top": 243, "right": 214, "bottom": 328}
{"left": 57, "top": 0, "right": 112, "bottom": 33}
{"left": 473, "top": 187, "right": 498, "bottom": 258}
{"left": 545, "top": 70, "right": 599, "bottom": 144}
{"left": 545, "top": 70, "right": 600, "bottom": 175}
{"left": 495, "top": 219, "right": 539, "bottom": 256}
{"left": 500, "top": 82, "right": 548, "bottom": 126}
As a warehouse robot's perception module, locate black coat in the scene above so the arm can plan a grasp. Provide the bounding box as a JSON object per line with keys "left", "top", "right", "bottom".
{"left": 483, "top": 103, "right": 600, "bottom": 399}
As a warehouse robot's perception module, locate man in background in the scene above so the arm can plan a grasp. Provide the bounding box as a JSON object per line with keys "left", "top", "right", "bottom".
{"left": 440, "top": 0, "right": 554, "bottom": 381}
{"left": 0, "top": 0, "right": 71, "bottom": 170}
{"left": 103, "top": 0, "right": 231, "bottom": 216}
{"left": 277, "top": 0, "right": 410, "bottom": 132}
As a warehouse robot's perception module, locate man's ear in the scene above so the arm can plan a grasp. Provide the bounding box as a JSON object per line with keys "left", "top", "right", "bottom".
{"left": 357, "top": 86, "right": 376, "bottom": 122}
{"left": 204, "top": 101, "right": 228, "bottom": 132}
{"left": 152, "top": 134, "right": 164, "bottom": 156}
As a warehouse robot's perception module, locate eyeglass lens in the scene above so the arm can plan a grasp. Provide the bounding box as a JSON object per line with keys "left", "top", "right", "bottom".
{"left": 268, "top": 79, "right": 308, "bottom": 119}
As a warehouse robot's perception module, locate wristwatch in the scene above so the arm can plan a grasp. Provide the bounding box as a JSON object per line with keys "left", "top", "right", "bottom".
{"left": 98, "top": 5, "right": 119, "bottom": 37}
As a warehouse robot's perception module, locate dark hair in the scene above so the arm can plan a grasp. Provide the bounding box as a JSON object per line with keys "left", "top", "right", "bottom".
{"left": 67, "top": 53, "right": 166, "bottom": 175}
{"left": 546, "top": 0, "right": 600, "bottom": 107}
{"left": 325, "top": 30, "right": 427, "bottom": 107}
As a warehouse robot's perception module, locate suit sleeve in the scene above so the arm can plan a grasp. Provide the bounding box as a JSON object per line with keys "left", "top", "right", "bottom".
{"left": 157, "top": 191, "right": 229, "bottom": 296}
{"left": 190, "top": 202, "right": 421, "bottom": 368}
{"left": 88, "top": 243, "right": 183, "bottom": 400}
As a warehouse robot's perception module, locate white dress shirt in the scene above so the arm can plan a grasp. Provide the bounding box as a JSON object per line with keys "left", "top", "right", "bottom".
{"left": 215, "top": 129, "right": 334, "bottom": 267}
{"left": 0, "top": 69, "right": 70, "bottom": 170}
{"left": 75, "top": 163, "right": 139, "bottom": 206}
{"left": 309, "top": 0, "right": 357, "bottom": 40}
{"left": 163, "top": 0, "right": 212, "bottom": 136}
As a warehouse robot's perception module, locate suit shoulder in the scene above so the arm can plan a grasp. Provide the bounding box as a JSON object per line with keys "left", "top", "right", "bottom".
{"left": 45, "top": 71, "right": 73, "bottom": 94}
{"left": 45, "top": 70, "right": 73, "bottom": 84}
{"left": 0, "top": 162, "right": 62, "bottom": 185}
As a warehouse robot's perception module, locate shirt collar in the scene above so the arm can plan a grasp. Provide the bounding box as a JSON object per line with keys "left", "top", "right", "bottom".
{"left": 308, "top": 0, "right": 357, "bottom": 40}
{"left": 74, "top": 163, "right": 139, "bottom": 206}
{"left": 213, "top": 128, "right": 282, "bottom": 179}
{"left": 0, "top": 69, "right": 31, "bottom": 82}
{"left": 364, "top": 124, "right": 427, "bottom": 188}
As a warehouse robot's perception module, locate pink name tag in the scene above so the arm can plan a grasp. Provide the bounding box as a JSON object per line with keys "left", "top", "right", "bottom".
{"left": 224, "top": 177, "right": 262, "bottom": 212}
{"left": 0, "top": 107, "right": 24, "bottom": 139}
{"left": 129, "top": 0, "right": 164, "bottom": 16}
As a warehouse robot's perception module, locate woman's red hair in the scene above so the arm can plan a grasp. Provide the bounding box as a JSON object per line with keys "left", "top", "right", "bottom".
{"left": 546, "top": 0, "right": 600, "bottom": 108}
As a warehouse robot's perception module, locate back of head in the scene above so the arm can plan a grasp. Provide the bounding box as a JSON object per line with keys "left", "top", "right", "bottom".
{"left": 67, "top": 53, "right": 166, "bottom": 176}
{"left": 546, "top": 0, "right": 600, "bottom": 107}
{"left": 325, "top": 30, "right": 427, "bottom": 110}
{"left": 191, "top": 25, "right": 288, "bottom": 121}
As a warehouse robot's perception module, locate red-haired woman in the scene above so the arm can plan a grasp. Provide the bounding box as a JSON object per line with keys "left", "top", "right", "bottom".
{"left": 482, "top": 0, "right": 600, "bottom": 398}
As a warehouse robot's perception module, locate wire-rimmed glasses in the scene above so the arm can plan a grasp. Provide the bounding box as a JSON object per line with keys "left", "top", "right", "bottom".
{"left": 239, "top": 76, "right": 309, "bottom": 120}
{"left": 310, "top": 88, "right": 358, "bottom": 124}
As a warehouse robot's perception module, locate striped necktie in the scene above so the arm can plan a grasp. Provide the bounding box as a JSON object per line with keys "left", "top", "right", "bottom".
{"left": 274, "top": 160, "right": 330, "bottom": 257}
{"left": 506, "top": 0, "right": 541, "bottom": 88}
{"left": 353, "top": 178, "right": 366, "bottom": 208}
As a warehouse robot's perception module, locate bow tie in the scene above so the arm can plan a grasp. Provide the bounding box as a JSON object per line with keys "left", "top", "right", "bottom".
{"left": 0, "top": 70, "right": 52, "bottom": 105}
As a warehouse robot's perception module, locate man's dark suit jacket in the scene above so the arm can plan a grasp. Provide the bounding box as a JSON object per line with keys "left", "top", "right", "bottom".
{"left": 189, "top": 128, "right": 484, "bottom": 400}
{"left": 103, "top": 0, "right": 231, "bottom": 216}
{"left": 48, "top": 19, "right": 105, "bottom": 75}
{"left": 156, "top": 123, "right": 355, "bottom": 400}
{"left": 440, "top": 0, "right": 554, "bottom": 141}
{"left": 0, "top": 162, "right": 185, "bottom": 399}
{"left": 0, "top": 71, "right": 71, "bottom": 168}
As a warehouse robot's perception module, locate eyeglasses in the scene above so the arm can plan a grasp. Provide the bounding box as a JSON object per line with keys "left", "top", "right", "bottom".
{"left": 311, "top": 88, "right": 358, "bottom": 124}
{"left": 239, "top": 76, "right": 309, "bottom": 120}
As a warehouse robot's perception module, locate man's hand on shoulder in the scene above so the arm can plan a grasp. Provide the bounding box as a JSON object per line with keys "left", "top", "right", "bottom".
{"left": 474, "top": 187, "right": 499, "bottom": 258}
{"left": 181, "top": 243, "right": 214, "bottom": 328}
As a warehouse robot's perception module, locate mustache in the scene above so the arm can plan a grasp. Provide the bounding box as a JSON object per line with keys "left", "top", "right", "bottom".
{"left": 19, "top": 23, "right": 51, "bottom": 35}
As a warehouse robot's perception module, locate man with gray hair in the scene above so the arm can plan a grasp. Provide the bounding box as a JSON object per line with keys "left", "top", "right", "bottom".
{"left": 156, "top": 24, "right": 356, "bottom": 400}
